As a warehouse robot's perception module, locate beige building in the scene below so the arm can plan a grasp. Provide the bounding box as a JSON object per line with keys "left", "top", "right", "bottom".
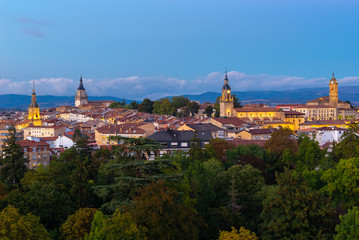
{"left": 18, "top": 140, "right": 50, "bottom": 169}
{"left": 237, "top": 129, "right": 274, "bottom": 140}
{"left": 95, "top": 122, "right": 155, "bottom": 145}
{"left": 23, "top": 125, "right": 67, "bottom": 139}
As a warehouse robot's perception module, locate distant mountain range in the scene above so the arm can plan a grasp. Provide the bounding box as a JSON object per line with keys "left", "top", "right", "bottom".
{"left": 1, "top": 86, "right": 359, "bottom": 110}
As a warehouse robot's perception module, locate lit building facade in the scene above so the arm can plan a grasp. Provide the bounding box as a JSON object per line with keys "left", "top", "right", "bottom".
{"left": 219, "top": 71, "right": 234, "bottom": 117}
{"left": 28, "top": 82, "right": 42, "bottom": 126}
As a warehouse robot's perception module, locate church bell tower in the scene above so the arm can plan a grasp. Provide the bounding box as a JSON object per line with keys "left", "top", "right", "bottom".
{"left": 329, "top": 73, "right": 338, "bottom": 107}
{"left": 75, "top": 75, "right": 88, "bottom": 107}
{"left": 28, "top": 81, "right": 42, "bottom": 126}
{"left": 219, "top": 70, "right": 234, "bottom": 117}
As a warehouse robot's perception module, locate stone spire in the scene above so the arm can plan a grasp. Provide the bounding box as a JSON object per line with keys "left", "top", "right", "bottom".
{"left": 29, "top": 81, "right": 39, "bottom": 108}
{"left": 78, "top": 75, "right": 85, "bottom": 90}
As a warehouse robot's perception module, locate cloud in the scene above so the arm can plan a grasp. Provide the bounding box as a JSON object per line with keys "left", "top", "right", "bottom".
{"left": 1, "top": 72, "right": 358, "bottom": 100}
{"left": 22, "top": 28, "right": 45, "bottom": 37}
{"left": 17, "top": 17, "right": 52, "bottom": 37}
{"left": 16, "top": 17, "right": 52, "bottom": 26}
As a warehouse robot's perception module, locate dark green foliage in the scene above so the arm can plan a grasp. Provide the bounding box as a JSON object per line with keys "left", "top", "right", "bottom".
{"left": 0, "top": 126, "right": 27, "bottom": 189}
{"left": 153, "top": 98, "right": 175, "bottom": 115}
{"left": 261, "top": 169, "right": 337, "bottom": 240}
{"left": 334, "top": 122, "right": 359, "bottom": 160}
{"left": 214, "top": 165, "right": 265, "bottom": 232}
{"left": 138, "top": 98, "right": 154, "bottom": 113}
{"left": 186, "top": 101, "right": 200, "bottom": 116}
{"left": 171, "top": 96, "right": 190, "bottom": 109}
{"left": 130, "top": 180, "right": 200, "bottom": 240}
{"left": 204, "top": 105, "right": 214, "bottom": 117}
{"left": 335, "top": 206, "right": 359, "bottom": 240}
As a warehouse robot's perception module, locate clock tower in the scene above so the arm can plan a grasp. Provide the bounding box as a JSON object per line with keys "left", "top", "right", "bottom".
{"left": 75, "top": 75, "right": 88, "bottom": 107}
{"left": 219, "top": 70, "right": 234, "bottom": 117}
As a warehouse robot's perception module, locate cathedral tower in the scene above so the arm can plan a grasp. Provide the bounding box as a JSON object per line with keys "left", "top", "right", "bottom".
{"left": 329, "top": 73, "right": 338, "bottom": 107}
{"left": 28, "top": 81, "right": 42, "bottom": 126}
{"left": 219, "top": 70, "right": 234, "bottom": 117}
{"left": 75, "top": 76, "right": 88, "bottom": 107}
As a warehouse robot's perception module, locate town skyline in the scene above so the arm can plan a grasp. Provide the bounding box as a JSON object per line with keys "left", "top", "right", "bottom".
{"left": 1, "top": 0, "right": 359, "bottom": 99}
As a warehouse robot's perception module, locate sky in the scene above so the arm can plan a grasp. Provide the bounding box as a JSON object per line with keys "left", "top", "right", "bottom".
{"left": 0, "top": 0, "right": 358, "bottom": 100}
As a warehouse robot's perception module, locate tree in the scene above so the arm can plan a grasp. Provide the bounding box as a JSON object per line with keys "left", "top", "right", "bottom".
{"left": 61, "top": 208, "right": 97, "bottom": 240}
{"left": 206, "top": 138, "right": 235, "bottom": 164}
{"left": 129, "top": 101, "right": 139, "bottom": 109}
{"left": 0, "top": 126, "right": 27, "bottom": 189}
{"left": 232, "top": 94, "right": 242, "bottom": 108}
{"left": 85, "top": 211, "right": 106, "bottom": 240}
{"left": 153, "top": 98, "right": 175, "bottom": 115}
{"left": 214, "top": 97, "right": 221, "bottom": 117}
{"left": 264, "top": 127, "right": 298, "bottom": 156}
{"left": 214, "top": 165, "right": 265, "bottom": 232}
{"left": 138, "top": 98, "right": 153, "bottom": 113}
{"left": 171, "top": 96, "right": 190, "bottom": 110}
{"left": 186, "top": 101, "right": 200, "bottom": 116}
{"left": 204, "top": 105, "right": 214, "bottom": 117}
{"left": 0, "top": 205, "right": 50, "bottom": 240}
{"left": 218, "top": 227, "right": 258, "bottom": 240}
{"left": 260, "top": 169, "right": 336, "bottom": 240}
{"left": 130, "top": 180, "right": 199, "bottom": 240}
{"left": 321, "top": 157, "right": 359, "bottom": 208}
{"left": 334, "top": 122, "right": 359, "bottom": 160}
{"left": 294, "top": 135, "right": 327, "bottom": 171}
{"left": 335, "top": 206, "right": 359, "bottom": 240}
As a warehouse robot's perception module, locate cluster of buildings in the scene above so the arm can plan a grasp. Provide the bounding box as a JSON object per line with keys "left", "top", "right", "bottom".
{"left": 0, "top": 72, "right": 357, "bottom": 168}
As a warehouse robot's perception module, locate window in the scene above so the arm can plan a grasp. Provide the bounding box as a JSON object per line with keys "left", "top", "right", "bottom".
{"left": 32, "top": 155, "right": 36, "bottom": 160}
{"left": 181, "top": 142, "right": 188, "bottom": 147}
{"left": 24, "top": 148, "right": 27, "bottom": 152}
{"left": 171, "top": 142, "right": 178, "bottom": 146}
{"left": 33, "top": 148, "right": 36, "bottom": 152}
{"left": 44, "top": 147, "right": 47, "bottom": 151}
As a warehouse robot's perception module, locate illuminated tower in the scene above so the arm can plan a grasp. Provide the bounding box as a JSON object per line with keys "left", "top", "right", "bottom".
{"left": 28, "top": 81, "right": 42, "bottom": 126}
{"left": 329, "top": 73, "right": 338, "bottom": 107}
{"left": 75, "top": 75, "right": 88, "bottom": 107}
{"left": 219, "top": 70, "right": 234, "bottom": 117}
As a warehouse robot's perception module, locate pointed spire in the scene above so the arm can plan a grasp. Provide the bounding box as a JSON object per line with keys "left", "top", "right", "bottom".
{"left": 78, "top": 75, "right": 85, "bottom": 90}
{"left": 32, "top": 80, "right": 35, "bottom": 93}
{"left": 224, "top": 68, "right": 228, "bottom": 80}
{"left": 222, "top": 68, "right": 231, "bottom": 90}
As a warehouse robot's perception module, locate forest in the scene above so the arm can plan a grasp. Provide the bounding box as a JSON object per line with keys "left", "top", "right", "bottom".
{"left": 0, "top": 124, "right": 359, "bottom": 240}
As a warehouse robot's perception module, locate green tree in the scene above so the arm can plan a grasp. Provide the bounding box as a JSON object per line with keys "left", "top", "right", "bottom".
{"left": 334, "top": 206, "right": 359, "bottom": 240}
{"left": 264, "top": 127, "right": 298, "bottom": 156}
{"left": 130, "top": 180, "right": 199, "bottom": 240}
{"left": 129, "top": 101, "right": 139, "bottom": 109}
{"left": 61, "top": 208, "right": 97, "bottom": 240}
{"left": 171, "top": 96, "right": 190, "bottom": 109}
{"left": 321, "top": 157, "right": 359, "bottom": 208}
{"left": 214, "top": 165, "right": 265, "bottom": 232}
{"left": 138, "top": 98, "right": 154, "bottom": 113}
{"left": 186, "top": 101, "right": 200, "bottom": 116}
{"left": 214, "top": 97, "right": 220, "bottom": 117}
{"left": 232, "top": 94, "right": 242, "bottom": 108}
{"left": 260, "top": 169, "right": 336, "bottom": 240}
{"left": 334, "top": 122, "right": 359, "bottom": 160}
{"left": 218, "top": 227, "right": 258, "bottom": 240}
{"left": 85, "top": 211, "right": 106, "bottom": 240}
{"left": 294, "top": 135, "right": 327, "bottom": 171}
{"left": 153, "top": 98, "right": 175, "bottom": 115}
{"left": 109, "top": 102, "right": 123, "bottom": 108}
{"left": 204, "top": 105, "right": 214, "bottom": 117}
{"left": 206, "top": 138, "right": 235, "bottom": 164}
{"left": 0, "top": 205, "right": 50, "bottom": 240}
{"left": 0, "top": 126, "right": 27, "bottom": 189}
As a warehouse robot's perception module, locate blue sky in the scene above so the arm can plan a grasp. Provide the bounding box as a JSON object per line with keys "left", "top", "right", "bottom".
{"left": 0, "top": 0, "right": 358, "bottom": 100}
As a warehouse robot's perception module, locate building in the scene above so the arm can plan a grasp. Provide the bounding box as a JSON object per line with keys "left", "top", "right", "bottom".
{"left": 95, "top": 122, "right": 155, "bottom": 146}
{"left": 219, "top": 70, "right": 234, "bottom": 117}
{"left": 236, "top": 128, "right": 274, "bottom": 140}
{"left": 28, "top": 81, "right": 42, "bottom": 126}
{"left": 283, "top": 111, "right": 305, "bottom": 131}
{"left": 75, "top": 76, "right": 88, "bottom": 107}
{"left": 177, "top": 123, "right": 225, "bottom": 138}
{"left": 18, "top": 140, "right": 50, "bottom": 169}
{"left": 299, "top": 120, "right": 347, "bottom": 130}
{"left": 23, "top": 125, "right": 67, "bottom": 139}
{"left": 148, "top": 130, "right": 212, "bottom": 156}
